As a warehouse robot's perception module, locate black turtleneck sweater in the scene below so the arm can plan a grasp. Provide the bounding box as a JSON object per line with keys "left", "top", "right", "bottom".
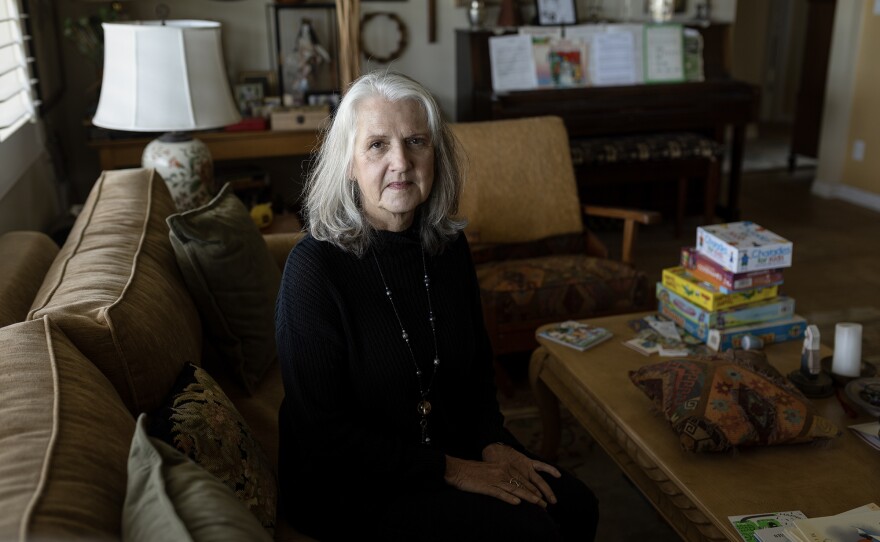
{"left": 275, "top": 226, "right": 507, "bottom": 529}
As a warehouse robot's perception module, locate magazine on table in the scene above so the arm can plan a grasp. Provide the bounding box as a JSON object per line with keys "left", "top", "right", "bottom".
{"left": 538, "top": 320, "right": 613, "bottom": 351}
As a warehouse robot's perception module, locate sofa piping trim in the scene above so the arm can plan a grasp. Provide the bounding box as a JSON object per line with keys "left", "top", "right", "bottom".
{"left": 103, "top": 169, "right": 160, "bottom": 414}
{"left": 19, "top": 316, "right": 62, "bottom": 540}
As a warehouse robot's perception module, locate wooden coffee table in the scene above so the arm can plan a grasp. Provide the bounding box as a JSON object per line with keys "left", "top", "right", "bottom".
{"left": 530, "top": 312, "right": 879, "bottom": 542}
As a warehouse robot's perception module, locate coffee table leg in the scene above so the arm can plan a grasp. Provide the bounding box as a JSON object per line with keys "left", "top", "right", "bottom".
{"left": 529, "top": 347, "right": 561, "bottom": 462}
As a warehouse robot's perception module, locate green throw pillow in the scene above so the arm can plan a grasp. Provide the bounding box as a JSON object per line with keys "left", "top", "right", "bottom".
{"left": 148, "top": 363, "right": 277, "bottom": 533}
{"left": 125, "top": 414, "right": 273, "bottom": 542}
{"left": 629, "top": 349, "right": 841, "bottom": 452}
{"left": 167, "top": 183, "right": 281, "bottom": 393}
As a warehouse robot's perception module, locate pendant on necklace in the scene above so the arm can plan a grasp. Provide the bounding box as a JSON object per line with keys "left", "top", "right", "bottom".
{"left": 417, "top": 399, "right": 432, "bottom": 416}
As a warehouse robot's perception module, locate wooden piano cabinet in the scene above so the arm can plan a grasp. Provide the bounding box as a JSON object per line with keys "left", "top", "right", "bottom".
{"left": 455, "top": 28, "right": 760, "bottom": 221}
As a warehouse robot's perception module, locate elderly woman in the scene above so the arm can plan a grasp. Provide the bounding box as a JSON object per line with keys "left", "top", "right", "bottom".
{"left": 276, "top": 71, "right": 598, "bottom": 541}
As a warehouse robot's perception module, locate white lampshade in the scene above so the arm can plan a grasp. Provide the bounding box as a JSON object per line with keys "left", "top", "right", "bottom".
{"left": 93, "top": 20, "right": 240, "bottom": 132}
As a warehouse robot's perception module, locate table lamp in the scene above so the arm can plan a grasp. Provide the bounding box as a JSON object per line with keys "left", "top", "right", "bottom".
{"left": 92, "top": 20, "right": 241, "bottom": 211}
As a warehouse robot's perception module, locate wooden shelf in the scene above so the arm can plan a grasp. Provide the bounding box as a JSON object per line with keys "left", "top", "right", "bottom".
{"left": 88, "top": 129, "right": 321, "bottom": 171}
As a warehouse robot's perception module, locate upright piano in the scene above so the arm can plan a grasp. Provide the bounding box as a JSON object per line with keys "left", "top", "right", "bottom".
{"left": 455, "top": 26, "right": 760, "bottom": 221}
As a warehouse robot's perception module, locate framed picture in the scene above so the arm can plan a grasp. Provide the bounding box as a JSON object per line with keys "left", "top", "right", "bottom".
{"left": 535, "top": 0, "right": 577, "bottom": 25}
{"left": 234, "top": 83, "right": 264, "bottom": 117}
{"left": 270, "top": 3, "right": 339, "bottom": 100}
{"left": 239, "top": 70, "right": 279, "bottom": 97}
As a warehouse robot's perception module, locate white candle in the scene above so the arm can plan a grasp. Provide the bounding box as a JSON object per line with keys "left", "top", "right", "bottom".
{"left": 832, "top": 322, "right": 862, "bottom": 377}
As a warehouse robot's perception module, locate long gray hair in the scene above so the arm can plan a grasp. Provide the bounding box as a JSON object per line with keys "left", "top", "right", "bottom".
{"left": 303, "top": 71, "right": 466, "bottom": 256}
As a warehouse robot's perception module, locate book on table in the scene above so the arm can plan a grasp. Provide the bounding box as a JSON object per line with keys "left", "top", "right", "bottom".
{"left": 538, "top": 320, "right": 613, "bottom": 351}
{"left": 849, "top": 421, "right": 880, "bottom": 452}
{"left": 728, "top": 510, "right": 807, "bottom": 542}
{"left": 784, "top": 504, "right": 880, "bottom": 542}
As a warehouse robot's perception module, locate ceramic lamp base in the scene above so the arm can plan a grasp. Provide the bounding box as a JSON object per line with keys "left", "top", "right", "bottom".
{"left": 142, "top": 132, "right": 214, "bottom": 211}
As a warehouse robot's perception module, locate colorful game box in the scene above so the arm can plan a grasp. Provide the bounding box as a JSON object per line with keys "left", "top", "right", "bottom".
{"left": 656, "top": 283, "right": 795, "bottom": 329}
{"left": 661, "top": 266, "right": 779, "bottom": 312}
{"left": 706, "top": 315, "right": 806, "bottom": 351}
{"left": 696, "top": 222, "right": 793, "bottom": 273}
{"left": 680, "top": 247, "right": 785, "bottom": 293}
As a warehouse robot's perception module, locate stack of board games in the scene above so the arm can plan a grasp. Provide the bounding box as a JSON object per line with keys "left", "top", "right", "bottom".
{"left": 656, "top": 221, "right": 807, "bottom": 351}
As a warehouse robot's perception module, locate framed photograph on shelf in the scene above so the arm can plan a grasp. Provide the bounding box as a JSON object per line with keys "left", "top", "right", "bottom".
{"left": 269, "top": 3, "right": 339, "bottom": 101}
{"left": 234, "top": 83, "right": 264, "bottom": 117}
{"left": 535, "top": 0, "right": 577, "bottom": 25}
{"left": 239, "top": 70, "right": 279, "bottom": 97}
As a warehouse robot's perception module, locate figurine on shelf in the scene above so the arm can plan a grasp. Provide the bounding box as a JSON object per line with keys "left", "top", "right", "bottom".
{"left": 283, "top": 18, "right": 331, "bottom": 104}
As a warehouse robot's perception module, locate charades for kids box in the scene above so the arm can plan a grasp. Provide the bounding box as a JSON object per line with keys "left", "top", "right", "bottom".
{"left": 696, "top": 221, "right": 793, "bottom": 273}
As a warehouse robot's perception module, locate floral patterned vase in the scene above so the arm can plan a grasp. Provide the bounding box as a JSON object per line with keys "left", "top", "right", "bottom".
{"left": 142, "top": 135, "right": 214, "bottom": 211}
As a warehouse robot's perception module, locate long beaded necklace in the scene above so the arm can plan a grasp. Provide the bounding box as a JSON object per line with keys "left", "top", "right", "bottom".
{"left": 372, "top": 246, "right": 440, "bottom": 445}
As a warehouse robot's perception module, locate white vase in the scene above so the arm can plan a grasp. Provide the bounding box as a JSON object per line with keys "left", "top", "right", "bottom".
{"left": 142, "top": 135, "right": 214, "bottom": 211}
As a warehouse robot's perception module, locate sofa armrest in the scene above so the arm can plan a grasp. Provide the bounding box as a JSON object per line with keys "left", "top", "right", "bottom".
{"left": 583, "top": 205, "right": 662, "bottom": 266}
{"left": 264, "top": 232, "right": 306, "bottom": 272}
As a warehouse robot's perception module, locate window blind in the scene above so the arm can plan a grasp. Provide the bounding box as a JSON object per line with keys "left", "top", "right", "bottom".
{"left": 0, "top": 0, "right": 38, "bottom": 142}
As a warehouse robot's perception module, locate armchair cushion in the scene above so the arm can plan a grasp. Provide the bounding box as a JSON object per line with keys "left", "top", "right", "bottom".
{"left": 470, "top": 233, "right": 587, "bottom": 266}
{"left": 476, "top": 255, "right": 649, "bottom": 325}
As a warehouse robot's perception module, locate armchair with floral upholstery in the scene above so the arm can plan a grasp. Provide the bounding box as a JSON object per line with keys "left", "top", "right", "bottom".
{"left": 451, "top": 116, "right": 661, "bottom": 389}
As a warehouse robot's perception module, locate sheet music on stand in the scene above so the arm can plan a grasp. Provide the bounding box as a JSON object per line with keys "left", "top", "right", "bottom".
{"left": 644, "top": 24, "right": 685, "bottom": 83}
{"left": 590, "top": 30, "right": 637, "bottom": 86}
{"left": 488, "top": 34, "right": 538, "bottom": 92}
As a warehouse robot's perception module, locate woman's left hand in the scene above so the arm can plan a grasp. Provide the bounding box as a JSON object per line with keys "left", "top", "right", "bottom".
{"left": 481, "top": 443, "right": 560, "bottom": 506}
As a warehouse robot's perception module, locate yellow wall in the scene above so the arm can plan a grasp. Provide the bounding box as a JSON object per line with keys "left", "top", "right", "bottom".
{"left": 841, "top": 1, "right": 880, "bottom": 195}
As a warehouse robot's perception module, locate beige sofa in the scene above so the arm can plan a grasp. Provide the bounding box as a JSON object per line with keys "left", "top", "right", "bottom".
{"left": 0, "top": 168, "right": 308, "bottom": 541}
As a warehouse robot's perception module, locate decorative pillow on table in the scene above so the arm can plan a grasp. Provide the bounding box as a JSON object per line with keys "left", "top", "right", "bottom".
{"left": 148, "top": 363, "right": 277, "bottom": 533}
{"left": 166, "top": 182, "right": 281, "bottom": 393}
{"left": 628, "top": 349, "right": 841, "bottom": 453}
{"left": 125, "top": 414, "right": 273, "bottom": 542}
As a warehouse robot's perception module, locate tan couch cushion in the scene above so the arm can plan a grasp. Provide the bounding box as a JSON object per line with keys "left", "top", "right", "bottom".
{"left": 0, "top": 316, "right": 135, "bottom": 540}
{"left": 0, "top": 231, "right": 59, "bottom": 328}
{"left": 29, "top": 168, "right": 202, "bottom": 414}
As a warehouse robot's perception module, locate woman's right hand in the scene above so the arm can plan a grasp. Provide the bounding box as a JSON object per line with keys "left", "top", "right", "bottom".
{"left": 443, "top": 456, "right": 548, "bottom": 507}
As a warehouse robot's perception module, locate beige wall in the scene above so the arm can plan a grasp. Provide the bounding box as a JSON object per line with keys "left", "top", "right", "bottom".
{"left": 813, "top": 0, "right": 880, "bottom": 210}
{"left": 840, "top": 1, "right": 880, "bottom": 196}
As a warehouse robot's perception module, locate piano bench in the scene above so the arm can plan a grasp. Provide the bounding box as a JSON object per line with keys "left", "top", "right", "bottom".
{"left": 569, "top": 132, "right": 724, "bottom": 237}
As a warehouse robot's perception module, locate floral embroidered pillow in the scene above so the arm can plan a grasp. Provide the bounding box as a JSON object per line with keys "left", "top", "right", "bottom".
{"left": 149, "top": 363, "right": 277, "bottom": 533}
{"left": 628, "top": 350, "right": 840, "bottom": 453}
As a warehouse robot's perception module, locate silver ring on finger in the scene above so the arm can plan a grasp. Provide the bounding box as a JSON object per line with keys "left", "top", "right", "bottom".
{"left": 508, "top": 477, "right": 522, "bottom": 488}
